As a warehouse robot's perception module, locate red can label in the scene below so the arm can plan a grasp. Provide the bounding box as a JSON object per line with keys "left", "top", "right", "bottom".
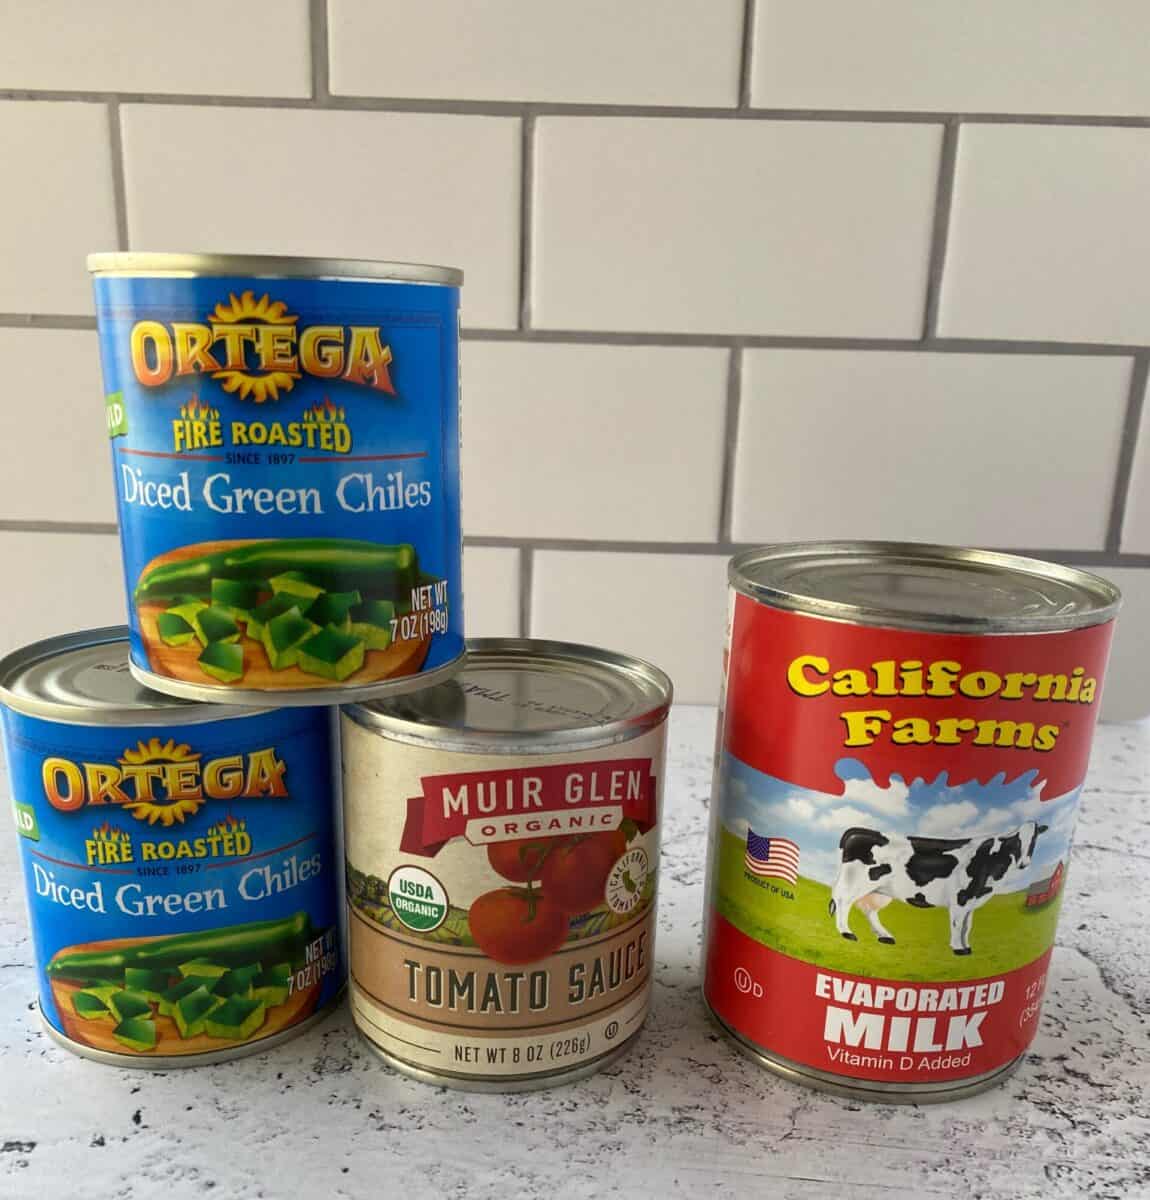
{"left": 703, "top": 594, "right": 1114, "bottom": 1087}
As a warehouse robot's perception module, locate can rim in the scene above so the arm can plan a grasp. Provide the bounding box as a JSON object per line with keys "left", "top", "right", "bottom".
{"left": 0, "top": 627, "right": 275, "bottom": 726}
{"left": 729, "top": 541, "right": 1121, "bottom": 634}
{"left": 87, "top": 251, "right": 463, "bottom": 287}
{"left": 343, "top": 637, "right": 673, "bottom": 751}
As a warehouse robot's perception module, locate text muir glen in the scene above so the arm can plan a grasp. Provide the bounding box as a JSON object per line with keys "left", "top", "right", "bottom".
{"left": 786, "top": 655, "right": 1098, "bottom": 753}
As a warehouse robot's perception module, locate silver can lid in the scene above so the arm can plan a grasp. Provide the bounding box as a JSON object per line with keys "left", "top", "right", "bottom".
{"left": 344, "top": 638, "right": 673, "bottom": 752}
{"left": 731, "top": 542, "right": 1121, "bottom": 635}
{"left": 87, "top": 251, "right": 462, "bottom": 287}
{"left": 0, "top": 627, "right": 268, "bottom": 726}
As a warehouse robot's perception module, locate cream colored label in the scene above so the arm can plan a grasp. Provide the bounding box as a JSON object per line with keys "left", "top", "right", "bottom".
{"left": 341, "top": 716, "right": 665, "bottom": 1078}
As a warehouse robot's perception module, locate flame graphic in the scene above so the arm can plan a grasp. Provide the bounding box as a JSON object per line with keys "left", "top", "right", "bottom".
{"left": 303, "top": 398, "right": 347, "bottom": 424}
{"left": 207, "top": 814, "right": 247, "bottom": 837}
{"left": 91, "top": 822, "right": 131, "bottom": 843}
{"left": 179, "top": 396, "right": 221, "bottom": 422}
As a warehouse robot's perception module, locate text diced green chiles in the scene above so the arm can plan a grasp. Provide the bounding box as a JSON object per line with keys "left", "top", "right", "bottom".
{"left": 157, "top": 612, "right": 196, "bottom": 647}
{"left": 297, "top": 628, "right": 366, "bottom": 681}
{"left": 204, "top": 995, "right": 267, "bottom": 1041}
{"left": 172, "top": 986, "right": 223, "bottom": 1038}
{"left": 306, "top": 590, "right": 362, "bottom": 631}
{"left": 107, "top": 989, "right": 153, "bottom": 1022}
{"left": 194, "top": 605, "right": 241, "bottom": 646}
{"left": 261, "top": 608, "right": 319, "bottom": 670}
{"left": 113, "top": 1015, "right": 157, "bottom": 1052}
{"left": 198, "top": 640, "right": 244, "bottom": 683}
{"left": 269, "top": 571, "right": 325, "bottom": 601}
{"left": 123, "top": 967, "right": 171, "bottom": 1000}
{"left": 210, "top": 577, "right": 261, "bottom": 615}
{"left": 158, "top": 975, "right": 217, "bottom": 1016}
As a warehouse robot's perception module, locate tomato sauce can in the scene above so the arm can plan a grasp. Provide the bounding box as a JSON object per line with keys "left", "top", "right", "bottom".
{"left": 703, "top": 542, "right": 1121, "bottom": 1102}
{"left": 0, "top": 627, "right": 345, "bottom": 1067}
{"left": 88, "top": 252, "right": 464, "bottom": 706}
{"left": 341, "top": 638, "right": 672, "bottom": 1090}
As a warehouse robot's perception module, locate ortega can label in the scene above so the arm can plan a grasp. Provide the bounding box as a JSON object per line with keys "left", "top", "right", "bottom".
{"left": 702, "top": 543, "right": 1120, "bottom": 1102}
{"left": 1, "top": 629, "right": 344, "bottom": 1066}
{"left": 88, "top": 253, "right": 463, "bottom": 705}
{"left": 342, "top": 639, "right": 672, "bottom": 1090}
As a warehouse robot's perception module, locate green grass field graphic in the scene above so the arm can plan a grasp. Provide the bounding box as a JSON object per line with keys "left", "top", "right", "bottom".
{"left": 712, "top": 827, "right": 1060, "bottom": 982}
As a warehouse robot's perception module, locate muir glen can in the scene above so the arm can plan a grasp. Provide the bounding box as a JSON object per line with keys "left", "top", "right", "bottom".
{"left": 341, "top": 638, "right": 672, "bottom": 1090}
{"left": 0, "top": 628, "right": 345, "bottom": 1067}
{"left": 703, "top": 542, "right": 1120, "bottom": 1102}
{"left": 88, "top": 252, "right": 464, "bottom": 706}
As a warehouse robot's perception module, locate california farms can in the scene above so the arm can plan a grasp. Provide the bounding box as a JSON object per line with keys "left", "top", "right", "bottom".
{"left": 342, "top": 638, "right": 672, "bottom": 1090}
{"left": 702, "top": 542, "right": 1120, "bottom": 1102}
{"left": 0, "top": 628, "right": 345, "bottom": 1067}
{"left": 88, "top": 252, "right": 464, "bottom": 706}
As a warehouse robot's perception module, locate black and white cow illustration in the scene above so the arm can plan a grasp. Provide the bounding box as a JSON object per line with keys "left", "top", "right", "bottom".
{"left": 828, "top": 821, "right": 1047, "bottom": 955}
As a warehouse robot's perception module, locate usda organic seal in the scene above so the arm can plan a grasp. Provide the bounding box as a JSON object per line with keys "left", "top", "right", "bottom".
{"left": 387, "top": 865, "right": 448, "bottom": 932}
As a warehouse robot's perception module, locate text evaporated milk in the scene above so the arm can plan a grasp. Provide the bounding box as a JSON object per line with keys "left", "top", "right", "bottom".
{"left": 341, "top": 639, "right": 672, "bottom": 1090}
{"left": 88, "top": 253, "right": 463, "bottom": 706}
{"left": 1, "top": 629, "right": 344, "bottom": 1066}
{"left": 703, "top": 542, "right": 1120, "bottom": 1101}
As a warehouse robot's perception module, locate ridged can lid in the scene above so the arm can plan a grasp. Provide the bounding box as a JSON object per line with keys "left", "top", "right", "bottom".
{"left": 730, "top": 541, "right": 1121, "bottom": 635}
{"left": 0, "top": 628, "right": 270, "bottom": 726}
{"left": 343, "top": 638, "right": 673, "bottom": 752}
{"left": 87, "top": 251, "right": 463, "bottom": 287}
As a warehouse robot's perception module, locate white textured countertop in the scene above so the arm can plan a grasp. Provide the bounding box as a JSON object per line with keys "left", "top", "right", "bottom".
{"left": 2, "top": 706, "right": 1149, "bottom": 1200}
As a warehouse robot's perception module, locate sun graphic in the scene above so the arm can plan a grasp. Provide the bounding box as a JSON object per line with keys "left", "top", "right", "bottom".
{"left": 209, "top": 290, "right": 300, "bottom": 403}
{"left": 119, "top": 738, "right": 205, "bottom": 827}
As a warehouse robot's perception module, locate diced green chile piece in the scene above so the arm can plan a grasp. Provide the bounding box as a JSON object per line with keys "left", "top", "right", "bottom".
{"left": 172, "top": 986, "right": 223, "bottom": 1038}
{"left": 198, "top": 640, "right": 244, "bottom": 683}
{"left": 107, "top": 989, "right": 153, "bottom": 1022}
{"left": 210, "top": 577, "right": 261, "bottom": 614}
{"left": 350, "top": 598, "right": 394, "bottom": 649}
{"left": 158, "top": 975, "right": 218, "bottom": 1016}
{"left": 261, "top": 608, "right": 319, "bottom": 670}
{"left": 269, "top": 570, "right": 326, "bottom": 601}
{"left": 247, "top": 593, "right": 313, "bottom": 641}
{"left": 297, "top": 628, "right": 366, "bottom": 681}
{"left": 123, "top": 968, "right": 171, "bottom": 999}
{"left": 72, "top": 987, "right": 117, "bottom": 1019}
{"left": 157, "top": 611, "right": 196, "bottom": 647}
{"left": 307, "top": 590, "right": 362, "bottom": 631}
{"left": 194, "top": 606, "right": 241, "bottom": 646}
{"left": 178, "top": 957, "right": 230, "bottom": 980}
{"left": 204, "top": 995, "right": 267, "bottom": 1041}
{"left": 166, "top": 599, "right": 208, "bottom": 630}
{"left": 251, "top": 962, "right": 292, "bottom": 1006}
{"left": 212, "top": 963, "right": 262, "bottom": 999}
{"left": 113, "top": 1015, "right": 157, "bottom": 1052}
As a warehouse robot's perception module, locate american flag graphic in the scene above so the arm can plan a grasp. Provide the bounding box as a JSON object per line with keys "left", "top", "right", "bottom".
{"left": 745, "top": 829, "right": 800, "bottom": 884}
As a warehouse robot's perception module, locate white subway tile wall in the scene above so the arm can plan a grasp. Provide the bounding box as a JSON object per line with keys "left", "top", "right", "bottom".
{"left": 0, "top": 9, "right": 1146, "bottom": 713}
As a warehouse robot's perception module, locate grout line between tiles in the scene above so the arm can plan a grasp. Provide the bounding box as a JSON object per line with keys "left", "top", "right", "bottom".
{"left": 105, "top": 100, "right": 130, "bottom": 251}
{"left": 737, "top": 0, "right": 757, "bottom": 109}
{"left": 519, "top": 546, "right": 535, "bottom": 637}
{"left": 309, "top": 0, "right": 331, "bottom": 104}
{"left": 0, "top": 314, "right": 98, "bottom": 330}
{"left": 518, "top": 114, "right": 536, "bottom": 330}
{"left": 5, "top": 89, "right": 1150, "bottom": 126}
{"left": 921, "top": 120, "right": 960, "bottom": 339}
{"left": 717, "top": 347, "right": 744, "bottom": 541}
{"left": 1105, "top": 353, "right": 1150, "bottom": 553}
{"left": 0, "top": 520, "right": 118, "bottom": 535}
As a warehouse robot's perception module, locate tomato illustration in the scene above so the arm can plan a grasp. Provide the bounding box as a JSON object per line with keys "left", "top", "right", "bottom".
{"left": 539, "top": 829, "right": 629, "bottom": 914}
{"left": 486, "top": 837, "right": 553, "bottom": 883}
{"left": 468, "top": 887, "right": 569, "bottom": 964}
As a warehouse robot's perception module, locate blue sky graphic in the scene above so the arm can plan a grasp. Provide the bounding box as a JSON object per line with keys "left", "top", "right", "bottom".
{"left": 719, "top": 752, "right": 1078, "bottom": 889}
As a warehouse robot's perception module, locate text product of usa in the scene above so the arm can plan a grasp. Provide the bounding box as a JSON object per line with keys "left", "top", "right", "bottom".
{"left": 702, "top": 542, "right": 1120, "bottom": 1102}
{"left": 1, "top": 629, "right": 344, "bottom": 1066}
{"left": 89, "top": 253, "right": 464, "bottom": 705}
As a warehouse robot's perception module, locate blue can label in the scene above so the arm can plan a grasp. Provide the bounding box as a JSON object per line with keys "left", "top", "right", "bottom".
{"left": 3, "top": 706, "right": 343, "bottom": 1059}
{"left": 91, "top": 273, "right": 462, "bottom": 696}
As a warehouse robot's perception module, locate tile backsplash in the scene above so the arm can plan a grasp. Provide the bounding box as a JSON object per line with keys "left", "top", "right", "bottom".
{"left": 1, "top": 2, "right": 1148, "bottom": 717}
